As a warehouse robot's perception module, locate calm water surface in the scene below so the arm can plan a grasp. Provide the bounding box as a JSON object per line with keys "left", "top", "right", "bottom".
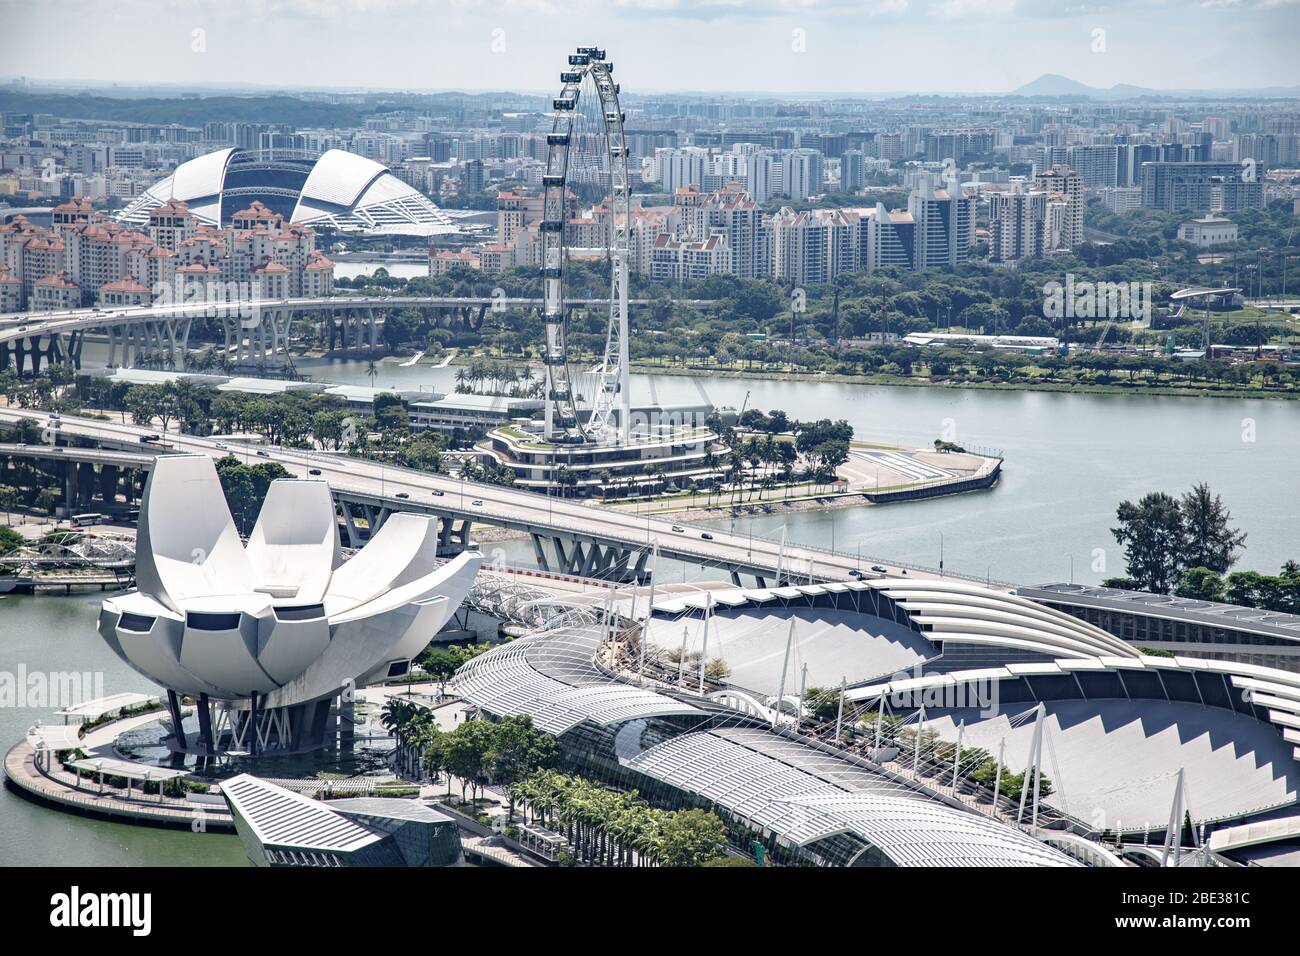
{"left": 304, "top": 359, "right": 1299, "bottom": 586}
{"left": 7, "top": 361, "right": 1294, "bottom": 863}
{"left": 0, "top": 593, "right": 248, "bottom": 866}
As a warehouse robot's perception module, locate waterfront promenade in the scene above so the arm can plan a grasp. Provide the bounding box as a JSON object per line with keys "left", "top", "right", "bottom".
{"left": 3, "top": 738, "right": 234, "bottom": 831}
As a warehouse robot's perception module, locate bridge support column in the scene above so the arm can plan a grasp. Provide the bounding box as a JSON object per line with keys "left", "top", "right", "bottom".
{"left": 125, "top": 322, "right": 140, "bottom": 367}
{"left": 631, "top": 549, "right": 650, "bottom": 584}
{"left": 337, "top": 502, "right": 363, "bottom": 548}
{"left": 62, "top": 460, "right": 77, "bottom": 514}
{"left": 361, "top": 504, "right": 382, "bottom": 538}
{"left": 176, "top": 319, "right": 191, "bottom": 367}
{"left": 269, "top": 310, "right": 293, "bottom": 367}
{"left": 99, "top": 465, "right": 120, "bottom": 508}
{"left": 577, "top": 541, "right": 598, "bottom": 578}
{"left": 551, "top": 536, "right": 571, "bottom": 571}
{"left": 41, "top": 333, "right": 65, "bottom": 372}
{"left": 531, "top": 533, "right": 550, "bottom": 571}
{"left": 160, "top": 318, "right": 179, "bottom": 368}
{"left": 68, "top": 329, "right": 84, "bottom": 370}
{"left": 435, "top": 516, "right": 474, "bottom": 556}
{"left": 76, "top": 462, "right": 95, "bottom": 509}
{"left": 256, "top": 316, "right": 268, "bottom": 366}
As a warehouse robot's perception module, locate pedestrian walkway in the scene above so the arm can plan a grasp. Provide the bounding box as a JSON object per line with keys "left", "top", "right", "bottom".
{"left": 3, "top": 740, "right": 233, "bottom": 831}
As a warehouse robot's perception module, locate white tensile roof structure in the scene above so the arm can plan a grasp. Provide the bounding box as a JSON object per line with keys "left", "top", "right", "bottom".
{"left": 98, "top": 454, "right": 479, "bottom": 709}
{"left": 118, "top": 148, "right": 456, "bottom": 238}
{"left": 646, "top": 577, "right": 1300, "bottom": 849}
{"left": 454, "top": 625, "right": 1078, "bottom": 867}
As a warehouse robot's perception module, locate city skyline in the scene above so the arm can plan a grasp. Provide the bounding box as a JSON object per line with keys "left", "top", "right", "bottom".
{"left": 4, "top": 0, "right": 1300, "bottom": 96}
{"left": 3, "top": 0, "right": 1300, "bottom": 888}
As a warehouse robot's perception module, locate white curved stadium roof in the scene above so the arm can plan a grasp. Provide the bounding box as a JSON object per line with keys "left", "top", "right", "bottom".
{"left": 453, "top": 623, "right": 1076, "bottom": 867}
{"left": 118, "top": 147, "right": 455, "bottom": 238}
{"left": 649, "top": 578, "right": 1136, "bottom": 676}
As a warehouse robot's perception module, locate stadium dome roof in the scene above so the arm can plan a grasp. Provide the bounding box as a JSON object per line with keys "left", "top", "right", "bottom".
{"left": 118, "top": 147, "right": 456, "bottom": 237}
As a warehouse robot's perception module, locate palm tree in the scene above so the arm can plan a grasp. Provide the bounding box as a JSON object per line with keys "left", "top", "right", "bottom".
{"left": 365, "top": 360, "right": 379, "bottom": 387}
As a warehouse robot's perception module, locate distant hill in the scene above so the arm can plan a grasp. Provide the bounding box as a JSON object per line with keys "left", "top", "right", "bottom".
{"left": 0, "top": 90, "right": 368, "bottom": 127}
{"left": 1011, "top": 73, "right": 1300, "bottom": 100}
{"left": 1012, "top": 74, "right": 1163, "bottom": 99}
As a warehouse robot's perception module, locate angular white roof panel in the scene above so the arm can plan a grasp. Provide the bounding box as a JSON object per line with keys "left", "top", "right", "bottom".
{"left": 134, "top": 454, "right": 255, "bottom": 609}
{"left": 245, "top": 479, "right": 339, "bottom": 604}
{"left": 221, "top": 774, "right": 380, "bottom": 853}
{"left": 169, "top": 146, "right": 236, "bottom": 203}
{"left": 296, "top": 149, "right": 387, "bottom": 207}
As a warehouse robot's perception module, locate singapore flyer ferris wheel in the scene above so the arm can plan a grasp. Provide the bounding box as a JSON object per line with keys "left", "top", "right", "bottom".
{"left": 540, "top": 46, "right": 631, "bottom": 446}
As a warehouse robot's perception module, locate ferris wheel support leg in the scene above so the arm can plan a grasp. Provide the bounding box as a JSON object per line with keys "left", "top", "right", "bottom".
{"left": 618, "top": 253, "right": 630, "bottom": 442}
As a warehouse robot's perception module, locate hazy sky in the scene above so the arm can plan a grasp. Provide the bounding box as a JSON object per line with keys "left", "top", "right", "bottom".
{"left": 4, "top": 0, "right": 1299, "bottom": 95}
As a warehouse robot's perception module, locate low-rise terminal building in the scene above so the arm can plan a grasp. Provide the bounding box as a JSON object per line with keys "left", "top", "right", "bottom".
{"left": 1022, "top": 582, "right": 1300, "bottom": 673}
{"left": 477, "top": 422, "right": 721, "bottom": 498}
{"left": 409, "top": 394, "right": 544, "bottom": 433}
{"left": 222, "top": 775, "right": 463, "bottom": 867}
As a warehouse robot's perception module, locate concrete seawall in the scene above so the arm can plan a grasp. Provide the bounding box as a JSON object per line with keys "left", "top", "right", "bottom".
{"left": 3, "top": 740, "right": 234, "bottom": 832}
{"left": 864, "top": 459, "right": 1002, "bottom": 504}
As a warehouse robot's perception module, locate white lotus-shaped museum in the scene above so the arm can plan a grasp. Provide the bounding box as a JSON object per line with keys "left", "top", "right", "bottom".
{"left": 98, "top": 455, "right": 480, "bottom": 712}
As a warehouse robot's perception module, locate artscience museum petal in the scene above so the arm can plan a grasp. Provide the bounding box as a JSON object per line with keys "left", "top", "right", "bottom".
{"left": 97, "top": 454, "right": 480, "bottom": 755}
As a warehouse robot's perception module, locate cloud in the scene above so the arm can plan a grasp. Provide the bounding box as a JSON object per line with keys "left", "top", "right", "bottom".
{"left": 931, "top": 0, "right": 1016, "bottom": 17}
{"left": 609, "top": 0, "right": 907, "bottom": 18}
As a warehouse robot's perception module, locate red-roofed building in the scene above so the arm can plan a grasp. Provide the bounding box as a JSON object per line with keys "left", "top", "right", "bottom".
{"left": 97, "top": 278, "right": 153, "bottom": 308}
{"left": 429, "top": 248, "right": 480, "bottom": 275}
{"left": 0, "top": 265, "right": 21, "bottom": 313}
{"left": 32, "top": 272, "right": 80, "bottom": 311}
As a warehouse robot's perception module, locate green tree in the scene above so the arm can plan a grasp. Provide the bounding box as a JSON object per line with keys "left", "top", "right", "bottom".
{"left": 1176, "top": 566, "right": 1226, "bottom": 602}
{"left": 486, "top": 715, "right": 560, "bottom": 818}
{"left": 0, "top": 525, "right": 24, "bottom": 554}
{"left": 443, "top": 719, "right": 496, "bottom": 804}
{"left": 1112, "top": 492, "right": 1186, "bottom": 594}
{"left": 1180, "top": 483, "right": 1246, "bottom": 574}
{"left": 214, "top": 455, "right": 290, "bottom": 535}
{"left": 658, "top": 808, "right": 728, "bottom": 867}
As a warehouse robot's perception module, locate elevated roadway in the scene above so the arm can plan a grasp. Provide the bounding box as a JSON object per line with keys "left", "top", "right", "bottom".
{"left": 0, "top": 294, "right": 718, "bottom": 375}
{"left": 0, "top": 407, "right": 983, "bottom": 589}
{"left": 0, "top": 295, "right": 718, "bottom": 344}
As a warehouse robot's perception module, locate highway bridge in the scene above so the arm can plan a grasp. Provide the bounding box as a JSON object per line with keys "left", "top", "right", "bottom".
{"left": 0, "top": 294, "right": 718, "bottom": 376}
{"left": 0, "top": 407, "right": 977, "bottom": 589}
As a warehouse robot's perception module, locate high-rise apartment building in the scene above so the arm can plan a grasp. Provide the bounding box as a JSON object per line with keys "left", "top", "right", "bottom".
{"left": 657, "top": 146, "right": 710, "bottom": 195}
{"left": 1065, "top": 145, "right": 1119, "bottom": 189}
{"left": 989, "top": 186, "right": 1048, "bottom": 262}
{"left": 840, "top": 149, "right": 866, "bottom": 194}
{"left": 1034, "top": 164, "right": 1083, "bottom": 249}
{"left": 907, "top": 181, "right": 974, "bottom": 269}
{"left": 745, "top": 151, "right": 777, "bottom": 203}
{"left": 777, "top": 149, "right": 824, "bottom": 201}
{"left": 1139, "top": 161, "right": 1263, "bottom": 213}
